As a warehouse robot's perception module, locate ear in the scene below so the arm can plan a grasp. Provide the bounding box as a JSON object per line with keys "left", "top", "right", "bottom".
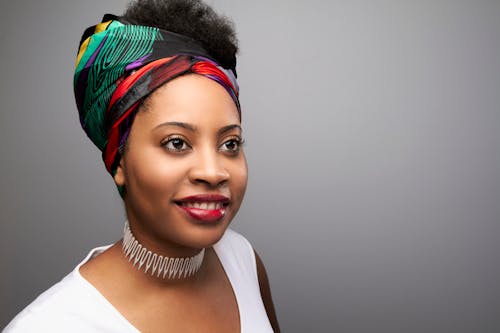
{"left": 113, "top": 157, "right": 126, "bottom": 187}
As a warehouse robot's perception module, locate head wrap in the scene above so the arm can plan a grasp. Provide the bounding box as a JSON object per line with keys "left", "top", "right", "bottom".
{"left": 74, "top": 14, "right": 239, "bottom": 192}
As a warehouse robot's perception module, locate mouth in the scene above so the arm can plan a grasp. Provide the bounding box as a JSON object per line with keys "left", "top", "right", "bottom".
{"left": 174, "top": 194, "right": 230, "bottom": 224}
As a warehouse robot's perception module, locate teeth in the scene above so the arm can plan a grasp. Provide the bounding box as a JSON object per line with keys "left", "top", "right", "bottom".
{"left": 182, "top": 202, "right": 225, "bottom": 210}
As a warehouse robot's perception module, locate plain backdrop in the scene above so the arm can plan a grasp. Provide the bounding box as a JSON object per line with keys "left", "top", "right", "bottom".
{"left": 1, "top": 0, "right": 500, "bottom": 332}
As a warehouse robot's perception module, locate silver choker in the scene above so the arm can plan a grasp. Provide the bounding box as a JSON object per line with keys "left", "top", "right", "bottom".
{"left": 122, "top": 222, "right": 205, "bottom": 279}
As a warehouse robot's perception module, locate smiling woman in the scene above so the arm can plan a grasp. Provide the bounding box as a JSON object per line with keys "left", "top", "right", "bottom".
{"left": 113, "top": 75, "right": 248, "bottom": 253}
{"left": 4, "top": 0, "right": 279, "bottom": 332}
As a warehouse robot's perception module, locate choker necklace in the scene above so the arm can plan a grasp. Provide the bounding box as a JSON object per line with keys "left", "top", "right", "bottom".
{"left": 122, "top": 222, "right": 205, "bottom": 279}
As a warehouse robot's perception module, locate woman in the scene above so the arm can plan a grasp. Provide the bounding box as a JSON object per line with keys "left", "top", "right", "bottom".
{"left": 4, "top": 0, "right": 280, "bottom": 332}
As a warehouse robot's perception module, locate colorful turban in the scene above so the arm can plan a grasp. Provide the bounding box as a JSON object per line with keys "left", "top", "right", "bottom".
{"left": 74, "top": 14, "right": 240, "bottom": 191}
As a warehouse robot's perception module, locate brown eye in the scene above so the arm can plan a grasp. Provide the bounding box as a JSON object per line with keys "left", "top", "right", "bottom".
{"left": 162, "top": 137, "right": 190, "bottom": 152}
{"left": 220, "top": 138, "right": 242, "bottom": 153}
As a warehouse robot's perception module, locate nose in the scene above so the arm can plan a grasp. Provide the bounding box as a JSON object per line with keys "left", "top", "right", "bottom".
{"left": 188, "top": 148, "right": 229, "bottom": 187}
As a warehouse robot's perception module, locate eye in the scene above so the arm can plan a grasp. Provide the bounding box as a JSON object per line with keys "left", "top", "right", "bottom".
{"left": 162, "top": 136, "right": 191, "bottom": 152}
{"left": 220, "top": 137, "right": 244, "bottom": 154}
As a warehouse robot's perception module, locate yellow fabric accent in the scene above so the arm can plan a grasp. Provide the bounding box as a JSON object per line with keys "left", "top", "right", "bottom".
{"left": 74, "top": 21, "right": 113, "bottom": 68}
{"left": 95, "top": 20, "right": 112, "bottom": 34}
{"left": 75, "top": 37, "right": 90, "bottom": 68}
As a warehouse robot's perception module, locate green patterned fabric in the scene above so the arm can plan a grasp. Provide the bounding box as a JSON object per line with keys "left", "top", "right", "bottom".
{"left": 75, "top": 21, "right": 159, "bottom": 151}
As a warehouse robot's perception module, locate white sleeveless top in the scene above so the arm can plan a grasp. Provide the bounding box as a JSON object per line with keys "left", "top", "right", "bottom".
{"left": 4, "top": 229, "right": 274, "bottom": 332}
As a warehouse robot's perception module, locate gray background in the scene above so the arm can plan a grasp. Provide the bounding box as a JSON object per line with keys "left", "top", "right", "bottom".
{"left": 1, "top": 0, "right": 499, "bottom": 332}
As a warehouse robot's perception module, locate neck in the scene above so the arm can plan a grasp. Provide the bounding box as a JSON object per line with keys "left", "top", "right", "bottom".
{"left": 122, "top": 222, "right": 205, "bottom": 280}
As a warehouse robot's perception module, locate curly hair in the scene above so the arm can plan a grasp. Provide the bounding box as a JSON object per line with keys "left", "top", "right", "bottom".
{"left": 122, "top": 0, "right": 238, "bottom": 70}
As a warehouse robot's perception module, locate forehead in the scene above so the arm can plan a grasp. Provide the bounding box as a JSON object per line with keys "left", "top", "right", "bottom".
{"left": 139, "top": 74, "right": 240, "bottom": 126}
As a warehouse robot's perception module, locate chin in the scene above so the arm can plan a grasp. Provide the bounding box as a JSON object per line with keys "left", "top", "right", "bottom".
{"left": 176, "top": 223, "right": 229, "bottom": 250}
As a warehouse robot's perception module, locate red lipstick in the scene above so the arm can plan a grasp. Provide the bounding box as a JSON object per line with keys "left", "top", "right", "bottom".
{"left": 175, "top": 194, "right": 229, "bottom": 224}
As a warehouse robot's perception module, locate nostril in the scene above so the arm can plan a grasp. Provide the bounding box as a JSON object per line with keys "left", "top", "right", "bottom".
{"left": 189, "top": 167, "right": 230, "bottom": 187}
{"left": 193, "top": 177, "right": 228, "bottom": 188}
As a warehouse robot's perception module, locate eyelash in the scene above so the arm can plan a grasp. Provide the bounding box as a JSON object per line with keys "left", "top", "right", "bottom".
{"left": 220, "top": 136, "right": 245, "bottom": 154}
{"left": 161, "top": 135, "right": 191, "bottom": 152}
{"left": 160, "top": 136, "right": 245, "bottom": 154}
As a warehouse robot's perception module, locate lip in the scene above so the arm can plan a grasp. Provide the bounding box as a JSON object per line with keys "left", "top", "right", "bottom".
{"left": 175, "top": 194, "right": 230, "bottom": 203}
{"left": 174, "top": 194, "right": 230, "bottom": 224}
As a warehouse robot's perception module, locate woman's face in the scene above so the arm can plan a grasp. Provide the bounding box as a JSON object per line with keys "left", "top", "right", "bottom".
{"left": 114, "top": 74, "right": 247, "bottom": 253}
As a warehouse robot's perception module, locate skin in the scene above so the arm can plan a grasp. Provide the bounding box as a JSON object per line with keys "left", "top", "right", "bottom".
{"left": 80, "top": 74, "right": 280, "bottom": 332}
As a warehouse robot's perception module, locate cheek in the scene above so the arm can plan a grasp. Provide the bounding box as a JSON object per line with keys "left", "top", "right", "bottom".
{"left": 231, "top": 156, "right": 248, "bottom": 199}
{"left": 126, "top": 149, "right": 185, "bottom": 197}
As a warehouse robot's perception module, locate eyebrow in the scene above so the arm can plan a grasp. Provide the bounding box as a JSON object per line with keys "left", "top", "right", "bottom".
{"left": 154, "top": 122, "right": 241, "bottom": 135}
{"left": 154, "top": 121, "right": 197, "bottom": 132}
{"left": 218, "top": 124, "right": 242, "bottom": 136}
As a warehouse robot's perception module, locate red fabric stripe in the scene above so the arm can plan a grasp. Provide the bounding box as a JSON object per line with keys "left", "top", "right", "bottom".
{"left": 108, "top": 57, "right": 175, "bottom": 109}
{"left": 191, "top": 61, "right": 237, "bottom": 96}
{"left": 148, "top": 57, "right": 192, "bottom": 90}
{"left": 104, "top": 100, "right": 141, "bottom": 172}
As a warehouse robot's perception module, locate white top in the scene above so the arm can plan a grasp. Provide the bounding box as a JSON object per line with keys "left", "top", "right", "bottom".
{"left": 4, "top": 229, "right": 274, "bottom": 333}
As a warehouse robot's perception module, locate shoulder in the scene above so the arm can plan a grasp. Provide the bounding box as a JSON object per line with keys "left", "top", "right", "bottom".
{"left": 4, "top": 272, "right": 89, "bottom": 331}
{"left": 217, "top": 229, "right": 281, "bottom": 332}
{"left": 4, "top": 245, "right": 116, "bottom": 333}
